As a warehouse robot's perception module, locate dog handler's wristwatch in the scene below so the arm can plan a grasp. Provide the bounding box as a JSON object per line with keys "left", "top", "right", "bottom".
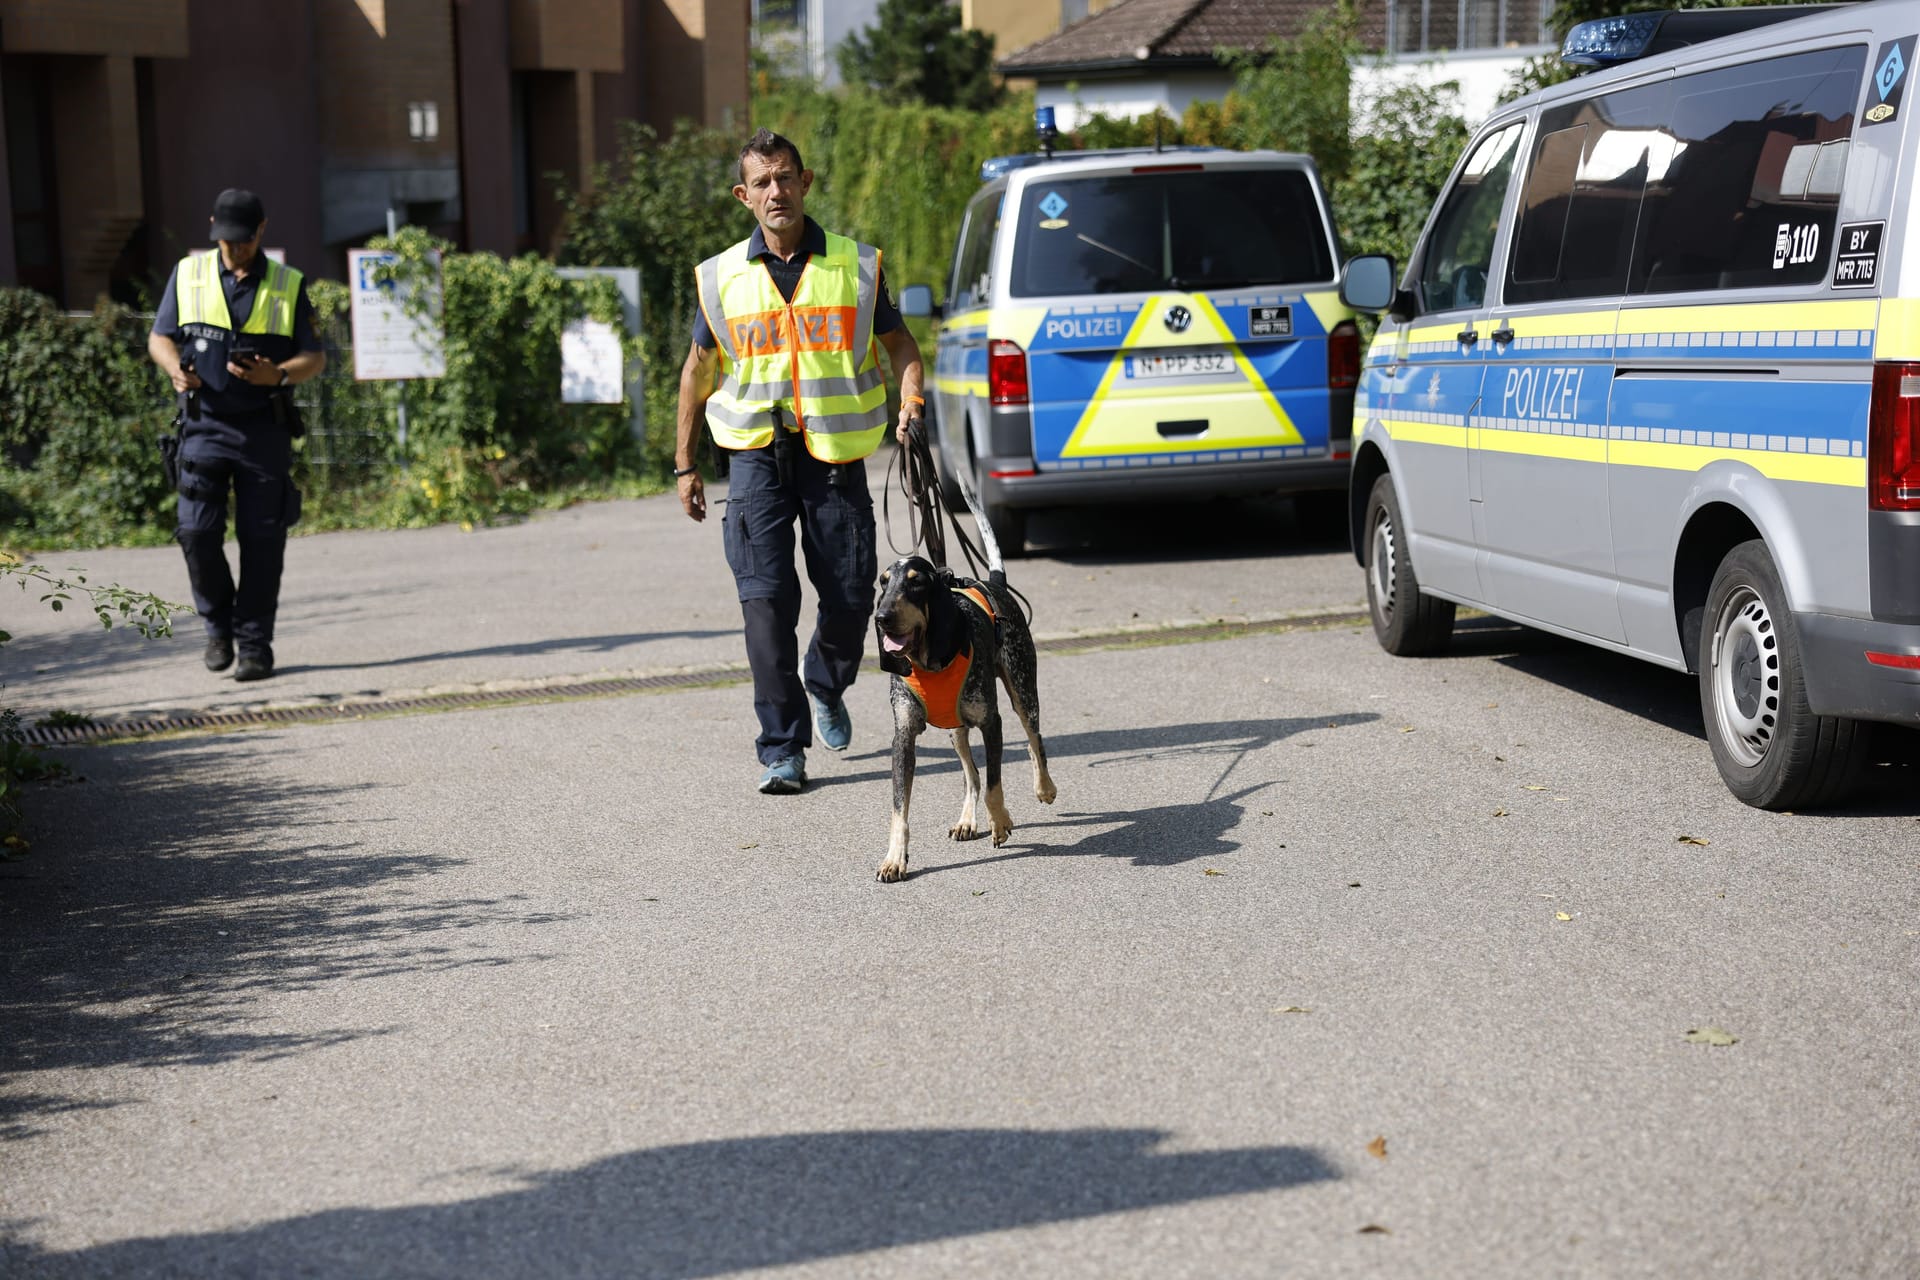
{"left": 673, "top": 465, "right": 699, "bottom": 478}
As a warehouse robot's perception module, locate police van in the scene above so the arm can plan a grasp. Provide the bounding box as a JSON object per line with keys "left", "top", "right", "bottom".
{"left": 901, "top": 134, "right": 1360, "bottom": 556}
{"left": 1339, "top": 3, "right": 1920, "bottom": 809}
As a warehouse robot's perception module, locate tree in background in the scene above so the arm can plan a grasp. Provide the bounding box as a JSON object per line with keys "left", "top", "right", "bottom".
{"left": 1222, "top": 0, "right": 1362, "bottom": 178}
{"left": 838, "top": 0, "right": 1001, "bottom": 112}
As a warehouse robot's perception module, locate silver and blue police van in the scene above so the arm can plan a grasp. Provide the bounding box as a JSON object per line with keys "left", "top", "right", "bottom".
{"left": 902, "top": 118, "right": 1360, "bottom": 556}
{"left": 1340, "top": 3, "right": 1920, "bottom": 809}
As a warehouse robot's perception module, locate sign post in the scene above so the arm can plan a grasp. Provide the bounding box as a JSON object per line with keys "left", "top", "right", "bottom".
{"left": 347, "top": 247, "right": 446, "bottom": 459}
{"left": 555, "top": 267, "right": 644, "bottom": 440}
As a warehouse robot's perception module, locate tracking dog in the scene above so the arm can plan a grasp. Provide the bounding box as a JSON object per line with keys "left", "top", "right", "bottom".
{"left": 873, "top": 555, "right": 1056, "bottom": 882}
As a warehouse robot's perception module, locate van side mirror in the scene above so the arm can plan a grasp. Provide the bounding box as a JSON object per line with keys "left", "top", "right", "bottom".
{"left": 899, "top": 284, "right": 940, "bottom": 319}
{"left": 1340, "top": 255, "right": 1398, "bottom": 314}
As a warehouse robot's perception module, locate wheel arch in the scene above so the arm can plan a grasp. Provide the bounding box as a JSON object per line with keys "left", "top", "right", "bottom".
{"left": 1670, "top": 467, "right": 1812, "bottom": 673}
{"left": 1349, "top": 438, "right": 1392, "bottom": 567}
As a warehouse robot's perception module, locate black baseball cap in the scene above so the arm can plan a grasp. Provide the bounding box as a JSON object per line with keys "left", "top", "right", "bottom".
{"left": 208, "top": 188, "right": 266, "bottom": 241}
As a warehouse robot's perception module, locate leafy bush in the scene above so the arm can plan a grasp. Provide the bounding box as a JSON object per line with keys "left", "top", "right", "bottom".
{"left": 0, "top": 289, "right": 175, "bottom": 546}
{"left": 1335, "top": 75, "right": 1471, "bottom": 262}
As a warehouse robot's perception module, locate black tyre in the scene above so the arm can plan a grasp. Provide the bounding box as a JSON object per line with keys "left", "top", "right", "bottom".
{"left": 975, "top": 457, "right": 1027, "bottom": 559}
{"left": 1363, "top": 473, "right": 1454, "bottom": 656}
{"left": 1699, "top": 540, "right": 1867, "bottom": 809}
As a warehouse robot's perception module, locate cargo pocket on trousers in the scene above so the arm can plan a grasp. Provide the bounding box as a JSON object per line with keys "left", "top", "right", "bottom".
{"left": 721, "top": 495, "right": 755, "bottom": 587}
{"left": 282, "top": 482, "right": 303, "bottom": 529}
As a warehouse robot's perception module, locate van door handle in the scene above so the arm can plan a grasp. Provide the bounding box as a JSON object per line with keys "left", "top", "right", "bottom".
{"left": 1490, "top": 325, "right": 1515, "bottom": 344}
{"left": 1456, "top": 328, "right": 1479, "bottom": 346}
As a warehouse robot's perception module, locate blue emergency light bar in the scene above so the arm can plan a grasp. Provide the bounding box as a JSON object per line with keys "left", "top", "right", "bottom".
{"left": 1560, "top": 11, "right": 1665, "bottom": 67}
{"left": 1561, "top": 6, "right": 1844, "bottom": 71}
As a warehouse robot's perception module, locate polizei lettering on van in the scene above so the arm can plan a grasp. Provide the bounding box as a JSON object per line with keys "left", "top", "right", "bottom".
{"left": 1042, "top": 314, "right": 1126, "bottom": 342}
{"left": 1501, "top": 366, "right": 1584, "bottom": 421}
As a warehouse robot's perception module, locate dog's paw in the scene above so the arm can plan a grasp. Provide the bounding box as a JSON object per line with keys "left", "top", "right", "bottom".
{"left": 990, "top": 817, "right": 1013, "bottom": 847}
{"left": 1035, "top": 776, "right": 1057, "bottom": 805}
{"left": 876, "top": 855, "right": 909, "bottom": 883}
{"left": 948, "top": 818, "right": 980, "bottom": 841}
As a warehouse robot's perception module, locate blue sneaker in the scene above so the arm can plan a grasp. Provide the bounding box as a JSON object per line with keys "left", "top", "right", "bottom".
{"left": 758, "top": 752, "right": 807, "bottom": 795}
{"left": 811, "top": 693, "right": 852, "bottom": 752}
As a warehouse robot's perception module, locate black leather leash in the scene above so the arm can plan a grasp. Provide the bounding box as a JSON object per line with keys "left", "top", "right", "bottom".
{"left": 883, "top": 417, "right": 1033, "bottom": 626}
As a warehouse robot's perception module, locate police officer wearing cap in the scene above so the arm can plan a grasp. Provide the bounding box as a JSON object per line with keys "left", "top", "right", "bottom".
{"left": 676, "top": 128, "right": 924, "bottom": 795}
{"left": 147, "top": 189, "right": 325, "bottom": 682}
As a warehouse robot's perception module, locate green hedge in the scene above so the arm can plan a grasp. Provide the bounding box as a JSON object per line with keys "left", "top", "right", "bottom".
{"left": 1, "top": 237, "right": 657, "bottom": 548}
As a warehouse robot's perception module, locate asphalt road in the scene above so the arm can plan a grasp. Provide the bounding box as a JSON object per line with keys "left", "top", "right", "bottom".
{"left": 4, "top": 457, "right": 1917, "bottom": 1278}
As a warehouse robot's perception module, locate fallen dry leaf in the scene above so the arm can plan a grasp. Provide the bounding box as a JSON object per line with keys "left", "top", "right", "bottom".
{"left": 1399, "top": 725, "right": 1416, "bottom": 733}
{"left": 1555, "top": 911, "right": 1573, "bottom": 922}
{"left": 1492, "top": 807, "right": 1509, "bottom": 817}
{"left": 1204, "top": 868, "right": 1224, "bottom": 876}
{"left": 737, "top": 842, "right": 759, "bottom": 850}
{"left": 1676, "top": 835, "right": 1711, "bottom": 846}
{"left": 1523, "top": 784, "right": 1549, "bottom": 792}
{"left": 1271, "top": 1006, "right": 1312, "bottom": 1014}
{"left": 1684, "top": 1026, "right": 1739, "bottom": 1046}
{"left": 1358, "top": 1224, "right": 1392, "bottom": 1235}
{"left": 1365, "top": 1135, "right": 1388, "bottom": 1160}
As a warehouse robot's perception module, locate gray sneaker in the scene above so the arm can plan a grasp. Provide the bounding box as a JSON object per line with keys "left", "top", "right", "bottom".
{"left": 758, "top": 752, "right": 807, "bottom": 795}
{"left": 811, "top": 693, "right": 852, "bottom": 752}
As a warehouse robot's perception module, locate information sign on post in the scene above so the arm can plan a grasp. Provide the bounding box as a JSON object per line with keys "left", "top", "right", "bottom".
{"left": 555, "top": 267, "right": 645, "bottom": 441}
{"left": 560, "top": 318, "right": 626, "bottom": 404}
{"left": 348, "top": 248, "right": 446, "bottom": 381}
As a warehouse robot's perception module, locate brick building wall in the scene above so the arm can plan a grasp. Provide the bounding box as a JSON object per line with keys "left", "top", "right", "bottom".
{"left": 2, "top": 0, "right": 748, "bottom": 304}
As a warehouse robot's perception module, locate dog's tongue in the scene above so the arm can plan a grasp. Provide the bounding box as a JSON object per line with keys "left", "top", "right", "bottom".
{"left": 882, "top": 633, "right": 906, "bottom": 653}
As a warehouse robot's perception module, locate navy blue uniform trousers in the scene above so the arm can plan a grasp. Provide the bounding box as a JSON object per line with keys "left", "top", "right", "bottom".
{"left": 721, "top": 438, "right": 877, "bottom": 765}
{"left": 174, "top": 410, "right": 297, "bottom": 652}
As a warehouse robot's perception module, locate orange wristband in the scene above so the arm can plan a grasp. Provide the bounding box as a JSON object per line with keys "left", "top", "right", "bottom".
{"left": 903, "top": 395, "right": 924, "bottom": 407}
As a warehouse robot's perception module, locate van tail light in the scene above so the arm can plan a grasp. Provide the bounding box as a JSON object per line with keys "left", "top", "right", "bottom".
{"left": 989, "top": 339, "right": 1030, "bottom": 405}
{"left": 1328, "top": 320, "right": 1360, "bottom": 391}
{"left": 1869, "top": 361, "right": 1920, "bottom": 510}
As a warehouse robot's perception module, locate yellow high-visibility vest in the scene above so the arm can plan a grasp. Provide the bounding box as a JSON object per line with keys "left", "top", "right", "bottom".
{"left": 695, "top": 231, "right": 888, "bottom": 462}
{"left": 175, "top": 250, "right": 303, "bottom": 336}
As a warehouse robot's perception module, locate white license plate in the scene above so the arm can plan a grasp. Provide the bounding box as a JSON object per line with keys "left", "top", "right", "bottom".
{"left": 1124, "top": 348, "right": 1234, "bottom": 380}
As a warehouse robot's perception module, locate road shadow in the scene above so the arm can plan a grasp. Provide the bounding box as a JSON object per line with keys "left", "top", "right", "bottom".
{"left": 826, "top": 715, "right": 1375, "bottom": 875}
{"left": 0, "top": 736, "right": 572, "bottom": 1141}
{"left": 0, "top": 1127, "right": 1337, "bottom": 1277}
{"left": 1027, "top": 494, "right": 1349, "bottom": 565}
{"left": 1443, "top": 616, "right": 1920, "bottom": 814}
{"left": 2, "top": 627, "right": 739, "bottom": 690}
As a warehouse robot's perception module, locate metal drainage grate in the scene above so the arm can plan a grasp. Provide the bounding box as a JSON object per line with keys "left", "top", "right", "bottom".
{"left": 21, "top": 608, "right": 1368, "bottom": 747}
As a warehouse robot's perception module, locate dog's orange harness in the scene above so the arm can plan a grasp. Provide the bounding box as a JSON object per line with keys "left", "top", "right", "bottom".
{"left": 902, "top": 586, "right": 995, "bottom": 729}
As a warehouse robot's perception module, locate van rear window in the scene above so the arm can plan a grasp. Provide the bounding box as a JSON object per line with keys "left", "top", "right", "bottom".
{"left": 1008, "top": 169, "right": 1334, "bottom": 298}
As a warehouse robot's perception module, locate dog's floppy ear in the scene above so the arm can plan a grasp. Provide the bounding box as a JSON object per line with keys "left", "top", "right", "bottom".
{"left": 876, "top": 613, "right": 911, "bottom": 675}
{"left": 924, "top": 577, "right": 967, "bottom": 669}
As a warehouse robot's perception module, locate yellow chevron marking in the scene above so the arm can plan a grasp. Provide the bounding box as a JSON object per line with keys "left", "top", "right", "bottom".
{"left": 1060, "top": 295, "right": 1299, "bottom": 457}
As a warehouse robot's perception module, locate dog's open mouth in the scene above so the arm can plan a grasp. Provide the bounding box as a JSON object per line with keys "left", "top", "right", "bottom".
{"left": 881, "top": 627, "right": 917, "bottom": 655}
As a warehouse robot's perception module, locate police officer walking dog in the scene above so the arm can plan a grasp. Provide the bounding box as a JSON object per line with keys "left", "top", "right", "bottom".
{"left": 675, "top": 129, "right": 924, "bottom": 794}
{"left": 147, "top": 189, "right": 325, "bottom": 682}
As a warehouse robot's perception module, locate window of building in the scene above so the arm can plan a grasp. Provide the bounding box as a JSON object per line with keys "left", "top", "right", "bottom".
{"left": 1385, "top": 0, "right": 1552, "bottom": 55}
{"left": 4, "top": 55, "right": 64, "bottom": 300}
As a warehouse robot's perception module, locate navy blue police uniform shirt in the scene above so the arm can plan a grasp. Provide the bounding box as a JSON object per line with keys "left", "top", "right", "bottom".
{"left": 692, "top": 217, "right": 903, "bottom": 351}
{"left": 151, "top": 254, "right": 323, "bottom": 421}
